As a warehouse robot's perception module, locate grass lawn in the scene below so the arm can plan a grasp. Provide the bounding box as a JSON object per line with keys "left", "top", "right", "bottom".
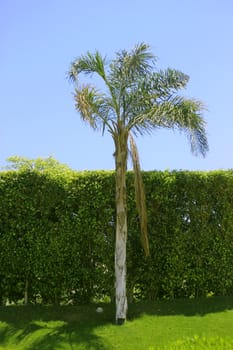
{"left": 0, "top": 296, "right": 233, "bottom": 349}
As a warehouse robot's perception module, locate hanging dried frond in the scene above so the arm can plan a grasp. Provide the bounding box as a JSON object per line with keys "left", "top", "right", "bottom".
{"left": 129, "top": 133, "right": 149, "bottom": 256}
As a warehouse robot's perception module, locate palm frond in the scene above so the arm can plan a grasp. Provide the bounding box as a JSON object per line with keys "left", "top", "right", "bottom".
{"left": 74, "top": 85, "right": 114, "bottom": 134}
{"left": 110, "top": 42, "right": 156, "bottom": 83}
{"left": 155, "top": 97, "right": 209, "bottom": 156}
{"left": 129, "top": 133, "right": 149, "bottom": 256}
{"left": 68, "top": 51, "right": 107, "bottom": 82}
{"left": 151, "top": 69, "right": 190, "bottom": 97}
{"left": 128, "top": 96, "right": 208, "bottom": 157}
{"left": 127, "top": 42, "right": 156, "bottom": 75}
{"left": 173, "top": 98, "right": 209, "bottom": 156}
{"left": 74, "top": 86, "right": 99, "bottom": 129}
{"left": 123, "top": 68, "right": 189, "bottom": 130}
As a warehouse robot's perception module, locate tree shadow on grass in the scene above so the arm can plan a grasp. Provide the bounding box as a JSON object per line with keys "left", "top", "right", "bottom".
{"left": 0, "top": 304, "right": 115, "bottom": 350}
{"left": 127, "top": 295, "right": 233, "bottom": 320}
{"left": 23, "top": 324, "right": 111, "bottom": 350}
{"left": 1, "top": 296, "right": 233, "bottom": 349}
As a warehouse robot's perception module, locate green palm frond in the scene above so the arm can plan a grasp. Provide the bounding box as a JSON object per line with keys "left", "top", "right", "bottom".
{"left": 172, "top": 98, "right": 209, "bottom": 156}
{"left": 129, "top": 133, "right": 149, "bottom": 256}
{"left": 154, "top": 97, "right": 208, "bottom": 156}
{"left": 130, "top": 97, "right": 208, "bottom": 156}
{"left": 126, "top": 42, "right": 156, "bottom": 76}
{"left": 68, "top": 51, "right": 107, "bottom": 82}
{"left": 123, "top": 68, "right": 189, "bottom": 131}
{"left": 110, "top": 43, "right": 156, "bottom": 83}
{"left": 151, "top": 69, "right": 190, "bottom": 96}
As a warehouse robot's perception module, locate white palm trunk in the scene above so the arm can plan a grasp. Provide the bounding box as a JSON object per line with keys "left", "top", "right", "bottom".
{"left": 115, "top": 215, "right": 127, "bottom": 322}
{"left": 115, "top": 130, "right": 128, "bottom": 324}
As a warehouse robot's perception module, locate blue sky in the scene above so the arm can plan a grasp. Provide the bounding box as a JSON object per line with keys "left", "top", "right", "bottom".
{"left": 1, "top": 0, "right": 233, "bottom": 171}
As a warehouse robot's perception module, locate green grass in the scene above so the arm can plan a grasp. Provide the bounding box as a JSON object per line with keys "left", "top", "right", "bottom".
{"left": 0, "top": 296, "right": 233, "bottom": 349}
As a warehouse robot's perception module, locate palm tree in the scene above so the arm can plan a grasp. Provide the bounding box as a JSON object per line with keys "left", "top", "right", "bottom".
{"left": 68, "top": 43, "right": 208, "bottom": 324}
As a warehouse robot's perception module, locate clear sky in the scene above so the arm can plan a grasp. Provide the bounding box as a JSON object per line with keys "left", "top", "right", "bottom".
{"left": 1, "top": 0, "right": 233, "bottom": 171}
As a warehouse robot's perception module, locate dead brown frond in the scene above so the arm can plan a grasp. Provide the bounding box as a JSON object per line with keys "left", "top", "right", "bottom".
{"left": 129, "top": 133, "right": 149, "bottom": 256}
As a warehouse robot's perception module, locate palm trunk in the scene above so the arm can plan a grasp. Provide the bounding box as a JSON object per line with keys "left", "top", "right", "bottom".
{"left": 114, "top": 129, "right": 128, "bottom": 324}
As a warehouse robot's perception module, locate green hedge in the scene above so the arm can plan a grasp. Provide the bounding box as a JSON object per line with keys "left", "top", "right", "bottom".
{"left": 137, "top": 171, "right": 233, "bottom": 300}
{"left": 0, "top": 168, "right": 233, "bottom": 304}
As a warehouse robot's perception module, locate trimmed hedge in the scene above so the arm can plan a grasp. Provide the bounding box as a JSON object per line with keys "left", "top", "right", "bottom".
{"left": 0, "top": 168, "right": 233, "bottom": 304}
{"left": 135, "top": 171, "right": 233, "bottom": 300}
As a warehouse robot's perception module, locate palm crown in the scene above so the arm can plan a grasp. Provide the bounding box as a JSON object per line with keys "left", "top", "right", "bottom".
{"left": 69, "top": 42, "right": 208, "bottom": 156}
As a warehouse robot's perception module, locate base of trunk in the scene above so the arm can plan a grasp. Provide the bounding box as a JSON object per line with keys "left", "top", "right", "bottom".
{"left": 116, "top": 318, "right": 125, "bottom": 325}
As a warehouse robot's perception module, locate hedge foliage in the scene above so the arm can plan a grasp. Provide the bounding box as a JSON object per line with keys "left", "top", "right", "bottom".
{"left": 0, "top": 167, "right": 233, "bottom": 304}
